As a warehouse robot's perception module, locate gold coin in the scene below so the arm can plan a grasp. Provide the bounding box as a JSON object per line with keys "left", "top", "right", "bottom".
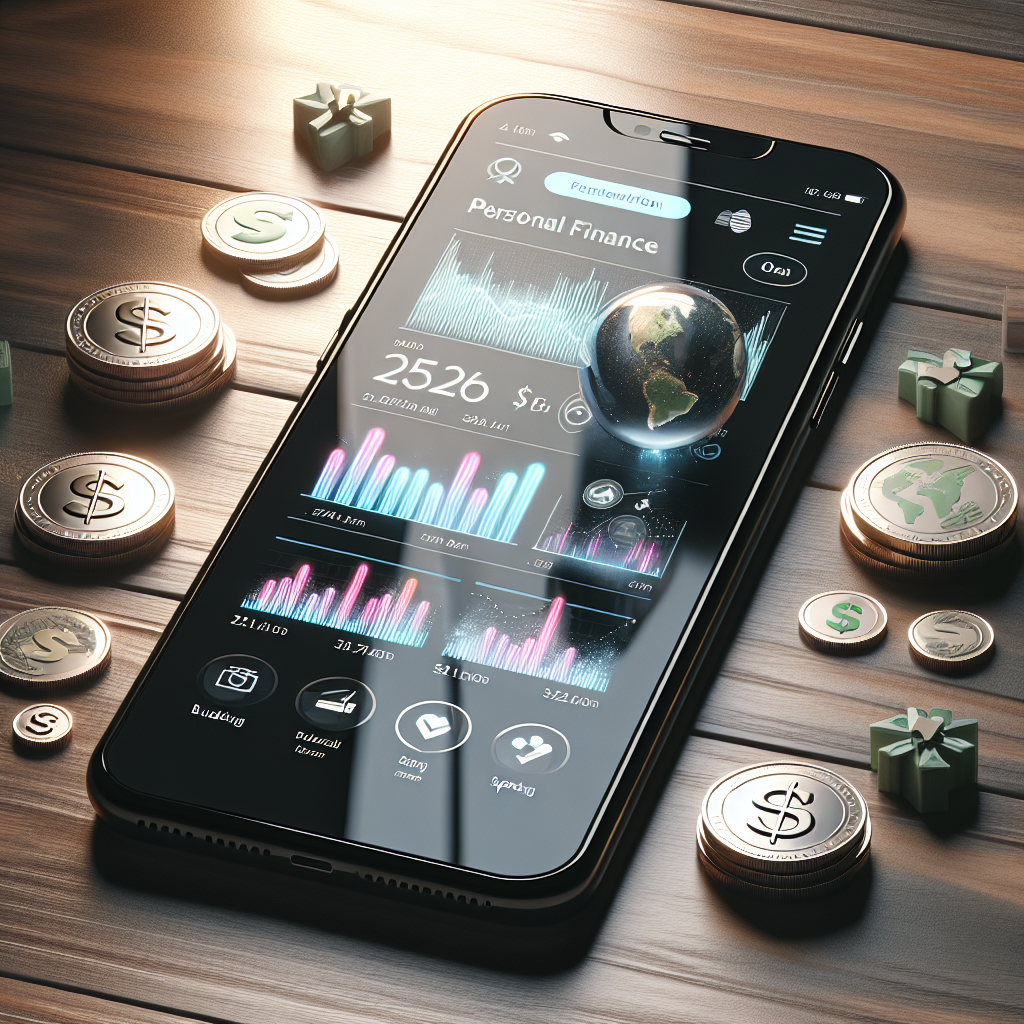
{"left": 202, "top": 192, "right": 326, "bottom": 270}
{"left": 847, "top": 443, "right": 1017, "bottom": 559}
{"left": 0, "top": 607, "right": 111, "bottom": 688}
{"left": 12, "top": 703, "right": 73, "bottom": 753}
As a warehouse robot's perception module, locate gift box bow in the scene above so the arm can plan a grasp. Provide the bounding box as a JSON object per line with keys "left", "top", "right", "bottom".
{"left": 902, "top": 348, "right": 1002, "bottom": 398}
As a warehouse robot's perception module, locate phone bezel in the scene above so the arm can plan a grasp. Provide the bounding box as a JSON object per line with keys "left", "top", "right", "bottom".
{"left": 88, "top": 93, "right": 904, "bottom": 911}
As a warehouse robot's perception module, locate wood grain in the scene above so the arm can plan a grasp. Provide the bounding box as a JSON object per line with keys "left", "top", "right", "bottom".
{"left": 0, "top": 643, "right": 1020, "bottom": 1024}
{"left": 0, "top": 150, "right": 395, "bottom": 399}
{"left": 1, "top": 1, "right": 1021, "bottom": 316}
{"left": 0, "top": 348, "right": 293, "bottom": 597}
{"left": 0, "top": 976, "right": 203, "bottom": 1024}
{"left": 674, "top": 0, "right": 1024, "bottom": 61}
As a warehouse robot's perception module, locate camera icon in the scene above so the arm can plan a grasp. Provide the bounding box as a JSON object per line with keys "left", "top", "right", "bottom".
{"left": 215, "top": 666, "right": 260, "bottom": 693}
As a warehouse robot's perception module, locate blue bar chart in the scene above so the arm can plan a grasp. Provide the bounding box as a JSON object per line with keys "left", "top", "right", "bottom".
{"left": 310, "top": 428, "right": 545, "bottom": 544}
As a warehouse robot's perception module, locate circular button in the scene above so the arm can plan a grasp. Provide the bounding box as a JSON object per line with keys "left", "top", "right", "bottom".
{"left": 396, "top": 701, "right": 472, "bottom": 753}
{"left": 295, "top": 677, "right": 376, "bottom": 731}
{"left": 583, "top": 479, "right": 623, "bottom": 509}
{"left": 198, "top": 654, "right": 278, "bottom": 706}
{"left": 492, "top": 723, "right": 570, "bottom": 774}
{"left": 742, "top": 252, "right": 808, "bottom": 287}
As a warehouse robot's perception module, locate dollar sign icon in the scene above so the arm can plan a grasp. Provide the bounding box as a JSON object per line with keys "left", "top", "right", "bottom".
{"left": 513, "top": 385, "right": 532, "bottom": 410}
{"left": 20, "top": 628, "right": 83, "bottom": 663}
{"left": 63, "top": 470, "right": 125, "bottom": 524}
{"left": 747, "top": 782, "right": 815, "bottom": 844}
{"left": 114, "top": 296, "right": 176, "bottom": 352}
{"left": 230, "top": 201, "right": 294, "bottom": 244}
{"left": 825, "top": 601, "right": 861, "bottom": 634}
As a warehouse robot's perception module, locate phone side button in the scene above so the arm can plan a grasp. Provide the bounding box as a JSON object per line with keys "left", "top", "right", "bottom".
{"left": 318, "top": 308, "right": 353, "bottom": 369}
{"left": 810, "top": 371, "right": 839, "bottom": 429}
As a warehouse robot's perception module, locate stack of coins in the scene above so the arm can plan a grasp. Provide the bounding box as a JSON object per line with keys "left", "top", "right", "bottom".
{"left": 15, "top": 452, "right": 175, "bottom": 568}
{"left": 840, "top": 442, "right": 1018, "bottom": 575}
{"left": 697, "top": 762, "right": 871, "bottom": 900}
{"left": 202, "top": 192, "right": 338, "bottom": 298}
{"left": 66, "top": 282, "right": 236, "bottom": 411}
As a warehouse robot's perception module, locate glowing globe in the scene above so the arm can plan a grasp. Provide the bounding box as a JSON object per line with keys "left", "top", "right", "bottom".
{"left": 579, "top": 283, "right": 747, "bottom": 450}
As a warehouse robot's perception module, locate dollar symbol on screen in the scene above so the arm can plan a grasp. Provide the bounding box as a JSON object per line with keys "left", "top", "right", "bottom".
{"left": 114, "top": 297, "right": 176, "bottom": 351}
{"left": 513, "top": 385, "right": 532, "bottom": 410}
{"left": 63, "top": 471, "right": 125, "bottom": 523}
{"left": 747, "top": 783, "right": 815, "bottom": 843}
{"left": 825, "top": 601, "right": 861, "bottom": 634}
{"left": 230, "top": 201, "right": 294, "bottom": 244}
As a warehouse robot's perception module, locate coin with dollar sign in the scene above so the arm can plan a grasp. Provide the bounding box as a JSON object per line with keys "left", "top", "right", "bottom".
{"left": 241, "top": 234, "right": 339, "bottom": 297}
{"left": 798, "top": 590, "right": 887, "bottom": 654}
{"left": 908, "top": 609, "right": 995, "bottom": 675}
{"left": 0, "top": 607, "right": 111, "bottom": 688}
{"left": 12, "top": 704, "right": 73, "bottom": 753}
{"left": 697, "top": 761, "right": 870, "bottom": 899}
{"left": 202, "top": 192, "right": 326, "bottom": 271}
{"left": 15, "top": 452, "right": 174, "bottom": 566}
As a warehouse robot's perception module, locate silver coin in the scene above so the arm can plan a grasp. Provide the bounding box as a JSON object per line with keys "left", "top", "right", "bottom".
{"left": 847, "top": 443, "right": 1017, "bottom": 559}
{"left": 700, "top": 761, "right": 868, "bottom": 875}
{"left": 241, "top": 233, "right": 339, "bottom": 297}
{"left": 17, "top": 452, "right": 174, "bottom": 555}
{"left": 908, "top": 610, "right": 995, "bottom": 674}
{"left": 12, "top": 703, "right": 73, "bottom": 753}
{"left": 67, "top": 282, "right": 220, "bottom": 380}
{"left": 798, "top": 590, "right": 887, "bottom": 654}
{"left": 202, "top": 192, "right": 326, "bottom": 270}
{"left": 15, "top": 509, "right": 174, "bottom": 569}
{"left": 67, "top": 326, "right": 236, "bottom": 413}
{"left": 0, "top": 607, "right": 111, "bottom": 688}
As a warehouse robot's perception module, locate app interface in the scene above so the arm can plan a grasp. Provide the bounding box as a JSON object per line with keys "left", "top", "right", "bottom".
{"left": 107, "top": 98, "right": 888, "bottom": 878}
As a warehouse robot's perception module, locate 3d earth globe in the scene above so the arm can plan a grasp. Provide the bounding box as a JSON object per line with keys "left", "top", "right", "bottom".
{"left": 579, "top": 283, "right": 747, "bottom": 450}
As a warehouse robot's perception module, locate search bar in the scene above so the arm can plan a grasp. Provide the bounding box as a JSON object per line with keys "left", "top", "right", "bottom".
{"left": 544, "top": 172, "right": 691, "bottom": 219}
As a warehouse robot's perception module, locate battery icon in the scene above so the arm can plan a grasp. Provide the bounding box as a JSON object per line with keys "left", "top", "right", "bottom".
{"left": 844, "top": 194, "right": 866, "bottom": 204}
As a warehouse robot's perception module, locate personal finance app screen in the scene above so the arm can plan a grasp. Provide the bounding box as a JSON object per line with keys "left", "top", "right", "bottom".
{"left": 107, "top": 98, "right": 888, "bottom": 877}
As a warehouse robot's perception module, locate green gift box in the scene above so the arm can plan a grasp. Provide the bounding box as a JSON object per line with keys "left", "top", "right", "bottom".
{"left": 869, "top": 707, "right": 978, "bottom": 813}
{"left": 898, "top": 347, "right": 1002, "bottom": 443}
{"left": 293, "top": 83, "right": 391, "bottom": 172}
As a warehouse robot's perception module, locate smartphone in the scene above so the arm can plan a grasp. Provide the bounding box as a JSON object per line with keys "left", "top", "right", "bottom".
{"left": 88, "top": 94, "right": 905, "bottom": 913}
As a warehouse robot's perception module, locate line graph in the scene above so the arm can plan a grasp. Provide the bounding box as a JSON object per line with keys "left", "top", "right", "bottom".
{"left": 310, "top": 427, "right": 545, "bottom": 544}
{"left": 242, "top": 561, "right": 432, "bottom": 647}
{"left": 405, "top": 233, "right": 788, "bottom": 396}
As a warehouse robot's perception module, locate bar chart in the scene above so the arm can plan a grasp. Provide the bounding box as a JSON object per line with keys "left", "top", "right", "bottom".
{"left": 242, "top": 561, "right": 432, "bottom": 647}
{"left": 310, "top": 427, "right": 545, "bottom": 544}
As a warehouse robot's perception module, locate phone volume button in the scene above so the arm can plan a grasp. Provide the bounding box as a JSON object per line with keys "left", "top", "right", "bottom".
{"left": 810, "top": 371, "right": 840, "bottom": 429}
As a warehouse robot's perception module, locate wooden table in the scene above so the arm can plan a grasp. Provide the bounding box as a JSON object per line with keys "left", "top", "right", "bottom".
{"left": 1, "top": 2, "right": 1022, "bottom": 1021}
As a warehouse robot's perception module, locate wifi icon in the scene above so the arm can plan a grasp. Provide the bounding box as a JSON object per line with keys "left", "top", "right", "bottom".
{"left": 549, "top": 132, "right": 569, "bottom": 142}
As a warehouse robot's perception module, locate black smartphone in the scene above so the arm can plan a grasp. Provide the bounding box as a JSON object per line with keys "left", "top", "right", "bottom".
{"left": 89, "top": 94, "right": 904, "bottom": 912}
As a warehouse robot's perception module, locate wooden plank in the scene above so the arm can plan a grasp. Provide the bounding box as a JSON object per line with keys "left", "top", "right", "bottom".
{"left": 0, "top": 348, "right": 293, "bottom": 597}
{"left": 695, "top": 484, "right": 1024, "bottom": 795}
{"left": 0, "top": 150, "right": 396, "bottom": 399}
{"left": 1, "top": 1, "right": 1021, "bottom": 316}
{"left": 0, "top": 976, "right": 203, "bottom": 1024}
{"left": 673, "top": 0, "right": 1024, "bottom": 61}
{"left": 0, "top": 655, "right": 1019, "bottom": 1024}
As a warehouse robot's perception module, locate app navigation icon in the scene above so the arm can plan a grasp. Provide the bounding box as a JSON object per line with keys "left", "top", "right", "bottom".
{"left": 492, "top": 723, "right": 570, "bottom": 775}
{"left": 789, "top": 222, "right": 827, "bottom": 246}
{"left": 199, "top": 654, "right": 278, "bottom": 706}
{"left": 486, "top": 157, "right": 521, "bottom": 184}
{"left": 296, "top": 676, "right": 376, "bottom": 731}
{"left": 583, "top": 478, "right": 624, "bottom": 509}
{"left": 396, "top": 701, "right": 471, "bottom": 753}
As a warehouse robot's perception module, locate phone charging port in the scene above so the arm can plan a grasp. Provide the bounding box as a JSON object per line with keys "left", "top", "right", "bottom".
{"left": 291, "top": 854, "right": 333, "bottom": 873}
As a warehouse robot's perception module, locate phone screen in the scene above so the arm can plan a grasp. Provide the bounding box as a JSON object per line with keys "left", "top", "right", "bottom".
{"left": 104, "top": 97, "right": 890, "bottom": 878}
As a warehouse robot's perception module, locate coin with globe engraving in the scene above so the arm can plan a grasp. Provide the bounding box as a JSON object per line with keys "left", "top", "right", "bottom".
{"left": 67, "top": 282, "right": 220, "bottom": 380}
{"left": 12, "top": 703, "right": 73, "bottom": 753}
{"left": 241, "top": 233, "right": 339, "bottom": 296}
{"left": 202, "top": 192, "right": 326, "bottom": 270}
{"left": 908, "top": 609, "right": 995, "bottom": 674}
{"left": 798, "top": 590, "right": 887, "bottom": 654}
{"left": 16, "top": 452, "right": 174, "bottom": 558}
{"left": 847, "top": 443, "right": 1017, "bottom": 559}
{"left": 700, "top": 762, "right": 868, "bottom": 876}
{"left": 0, "top": 607, "right": 111, "bottom": 688}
